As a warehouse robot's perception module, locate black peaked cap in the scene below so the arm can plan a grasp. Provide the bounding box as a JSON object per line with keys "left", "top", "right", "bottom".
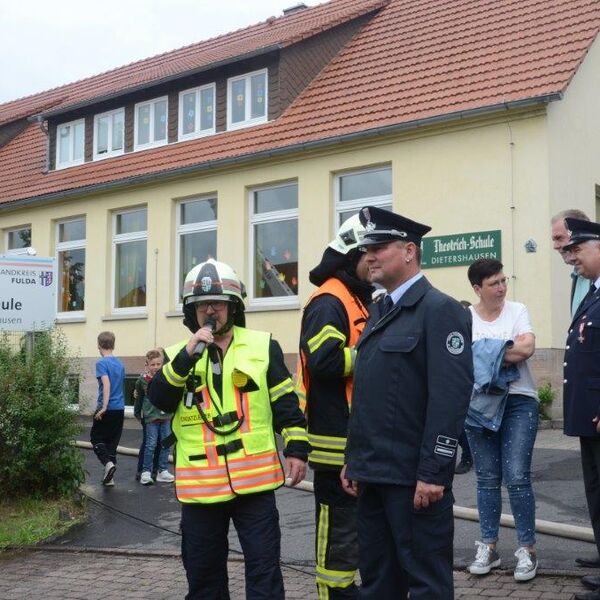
{"left": 358, "top": 206, "right": 431, "bottom": 246}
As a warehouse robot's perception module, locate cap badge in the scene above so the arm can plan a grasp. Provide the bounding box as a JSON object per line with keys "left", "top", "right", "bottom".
{"left": 362, "top": 207, "right": 376, "bottom": 232}
{"left": 446, "top": 331, "right": 465, "bottom": 355}
{"left": 200, "top": 276, "right": 213, "bottom": 292}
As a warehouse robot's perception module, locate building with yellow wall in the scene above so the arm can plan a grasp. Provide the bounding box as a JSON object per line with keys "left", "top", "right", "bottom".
{"left": 1, "top": 0, "right": 599, "bottom": 416}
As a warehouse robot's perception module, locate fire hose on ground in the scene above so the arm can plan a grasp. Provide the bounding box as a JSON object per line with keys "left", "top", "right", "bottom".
{"left": 74, "top": 440, "right": 595, "bottom": 544}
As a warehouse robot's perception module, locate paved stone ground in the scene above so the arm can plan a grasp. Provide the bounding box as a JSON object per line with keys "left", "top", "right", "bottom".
{"left": 0, "top": 549, "right": 591, "bottom": 599}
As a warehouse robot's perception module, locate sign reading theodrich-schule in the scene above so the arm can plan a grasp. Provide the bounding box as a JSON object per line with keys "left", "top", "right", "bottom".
{"left": 0, "top": 255, "right": 56, "bottom": 331}
{"left": 421, "top": 230, "right": 502, "bottom": 269}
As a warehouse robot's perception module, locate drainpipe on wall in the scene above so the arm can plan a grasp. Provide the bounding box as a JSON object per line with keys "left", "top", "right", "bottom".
{"left": 153, "top": 248, "right": 159, "bottom": 348}
{"left": 36, "top": 115, "right": 49, "bottom": 174}
{"left": 506, "top": 120, "right": 516, "bottom": 299}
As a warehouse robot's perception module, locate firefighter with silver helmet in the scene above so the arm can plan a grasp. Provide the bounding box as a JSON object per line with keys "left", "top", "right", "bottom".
{"left": 149, "top": 259, "right": 310, "bottom": 600}
{"left": 297, "top": 214, "right": 373, "bottom": 599}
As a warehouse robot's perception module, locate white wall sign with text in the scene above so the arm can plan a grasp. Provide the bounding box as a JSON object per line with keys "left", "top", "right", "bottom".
{"left": 0, "top": 255, "right": 57, "bottom": 331}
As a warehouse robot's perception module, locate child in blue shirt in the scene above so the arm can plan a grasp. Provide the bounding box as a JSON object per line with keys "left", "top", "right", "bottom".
{"left": 90, "top": 331, "right": 126, "bottom": 487}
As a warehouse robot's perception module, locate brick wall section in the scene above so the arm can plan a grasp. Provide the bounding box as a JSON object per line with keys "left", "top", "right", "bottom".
{"left": 278, "top": 14, "right": 374, "bottom": 114}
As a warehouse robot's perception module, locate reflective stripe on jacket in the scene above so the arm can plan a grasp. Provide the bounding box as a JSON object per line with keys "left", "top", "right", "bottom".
{"left": 165, "top": 327, "right": 285, "bottom": 503}
{"left": 297, "top": 277, "right": 368, "bottom": 469}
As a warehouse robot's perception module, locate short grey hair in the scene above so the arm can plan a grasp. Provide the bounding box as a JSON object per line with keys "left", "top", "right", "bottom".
{"left": 551, "top": 209, "right": 590, "bottom": 224}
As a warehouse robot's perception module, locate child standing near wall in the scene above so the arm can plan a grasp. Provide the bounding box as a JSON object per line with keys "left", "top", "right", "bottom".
{"left": 90, "top": 331, "right": 126, "bottom": 487}
{"left": 135, "top": 349, "right": 174, "bottom": 485}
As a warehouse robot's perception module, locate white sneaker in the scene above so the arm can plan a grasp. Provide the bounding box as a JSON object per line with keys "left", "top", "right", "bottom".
{"left": 103, "top": 478, "right": 115, "bottom": 487}
{"left": 514, "top": 547, "right": 537, "bottom": 581}
{"left": 103, "top": 461, "right": 116, "bottom": 484}
{"left": 156, "top": 470, "right": 174, "bottom": 483}
{"left": 140, "top": 471, "right": 154, "bottom": 485}
{"left": 468, "top": 541, "right": 501, "bottom": 575}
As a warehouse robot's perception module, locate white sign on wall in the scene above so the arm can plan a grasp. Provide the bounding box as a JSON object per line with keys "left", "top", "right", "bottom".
{"left": 0, "top": 255, "right": 57, "bottom": 331}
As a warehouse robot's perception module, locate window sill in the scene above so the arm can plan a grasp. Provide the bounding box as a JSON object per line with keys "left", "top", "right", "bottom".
{"left": 246, "top": 302, "right": 300, "bottom": 313}
{"left": 165, "top": 310, "right": 184, "bottom": 318}
{"left": 102, "top": 312, "right": 148, "bottom": 321}
{"left": 56, "top": 315, "right": 86, "bottom": 324}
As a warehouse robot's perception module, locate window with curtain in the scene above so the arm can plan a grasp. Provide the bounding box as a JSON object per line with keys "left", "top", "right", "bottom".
{"left": 249, "top": 183, "right": 298, "bottom": 303}
{"left": 56, "top": 218, "right": 86, "bottom": 313}
{"left": 56, "top": 119, "right": 85, "bottom": 168}
{"left": 176, "top": 197, "right": 218, "bottom": 302}
{"left": 94, "top": 108, "right": 124, "bottom": 159}
{"left": 113, "top": 208, "right": 147, "bottom": 310}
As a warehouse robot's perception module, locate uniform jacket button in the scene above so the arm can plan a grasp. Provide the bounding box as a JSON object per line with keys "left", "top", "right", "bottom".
{"left": 564, "top": 378, "right": 568, "bottom": 383}
{"left": 563, "top": 362, "right": 567, "bottom": 367}
{"left": 566, "top": 345, "right": 570, "bottom": 350}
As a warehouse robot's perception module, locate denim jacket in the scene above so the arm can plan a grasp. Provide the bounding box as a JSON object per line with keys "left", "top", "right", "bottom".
{"left": 465, "top": 338, "right": 520, "bottom": 431}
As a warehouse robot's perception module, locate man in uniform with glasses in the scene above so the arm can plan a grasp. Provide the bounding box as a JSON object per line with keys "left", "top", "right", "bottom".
{"left": 149, "top": 259, "right": 310, "bottom": 600}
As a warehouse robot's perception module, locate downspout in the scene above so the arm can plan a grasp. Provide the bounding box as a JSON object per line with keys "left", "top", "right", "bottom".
{"left": 506, "top": 120, "right": 516, "bottom": 299}
{"left": 36, "top": 115, "right": 49, "bottom": 174}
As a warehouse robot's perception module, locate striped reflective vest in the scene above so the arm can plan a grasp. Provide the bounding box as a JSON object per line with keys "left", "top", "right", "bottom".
{"left": 297, "top": 277, "right": 368, "bottom": 468}
{"left": 164, "top": 327, "right": 285, "bottom": 504}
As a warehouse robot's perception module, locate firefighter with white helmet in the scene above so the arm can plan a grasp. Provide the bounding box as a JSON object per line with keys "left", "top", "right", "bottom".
{"left": 297, "top": 215, "right": 373, "bottom": 599}
{"left": 149, "top": 259, "right": 309, "bottom": 599}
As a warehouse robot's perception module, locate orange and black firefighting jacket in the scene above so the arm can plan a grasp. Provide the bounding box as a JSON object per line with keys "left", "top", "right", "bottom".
{"left": 297, "top": 277, "right": 369, "bottom": 471}
{"left": 149, "top": 326, "right": 309, "bottom": 504}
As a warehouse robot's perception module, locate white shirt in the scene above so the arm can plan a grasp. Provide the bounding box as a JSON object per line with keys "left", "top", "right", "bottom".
{"left": 469, "top": 301, "right": 538, "bottom": 400}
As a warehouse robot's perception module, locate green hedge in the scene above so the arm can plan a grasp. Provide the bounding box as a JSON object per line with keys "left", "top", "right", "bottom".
{"left": 0, "top": 330, "right": 85, "bottom": 498}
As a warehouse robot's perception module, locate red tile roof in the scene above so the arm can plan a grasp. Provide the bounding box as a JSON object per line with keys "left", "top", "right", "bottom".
{"left": 0, "top": 0, "right": 386, "bottom": 126}
{"left": 1, "top": 0, "right": 599, "bottom": 208}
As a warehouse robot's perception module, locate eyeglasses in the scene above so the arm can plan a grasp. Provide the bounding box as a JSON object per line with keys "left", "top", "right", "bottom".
{"left": 196, "top": 300, "right": 229, "bottom": 312}
{"left": 484, "top": 277, "right": 508, "bottom": 289}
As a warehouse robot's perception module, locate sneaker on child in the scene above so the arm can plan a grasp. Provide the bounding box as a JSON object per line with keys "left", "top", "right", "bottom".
{"left": 140, "top": 471, "right": 154, "bottom": 485}
{"left": 514, "top": 547, "right": 537, "bottom": 581}
{"left": 156, "top": 470, "right": 175, "bottom": 483}
{"left": 103, "top": 461, "right": 116, "bottom": 485}
{"left": 468, "top": 541, "right": 501, "bottom": 575}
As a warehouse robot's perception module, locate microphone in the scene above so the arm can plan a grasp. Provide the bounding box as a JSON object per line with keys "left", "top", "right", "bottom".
{"left": 193, "top": 317, "right": 216, "bottom": 359}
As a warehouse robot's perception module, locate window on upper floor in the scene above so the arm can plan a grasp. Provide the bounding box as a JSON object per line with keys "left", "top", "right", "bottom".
{"left": 94, "top": 108, "right": 124, "bottom": 160}
{"left": 56, "top": 218, "right": 86, "bottom": 313}
{"left": 249, "top": 182, "right": 298, "bottom": 305}
{"left": 176, "top": 197, "right": 218, "bottom": 304}
{"left": 112, "top": 208, "right": 147, "bottom": 312}
{"left": 178, "top": 85, "right": 216, "bottom": 141}
{"left": 227, "top": 69, "right": 268, "bottom": 130}
{"left": 5, "top": 225, "right": 32, "bottom": 255}
{"left": 334, "top": 166, "right": 393, "bottom": 227}
{"left": 56, "top": 119, "right": 85, "bottom": 169}
{"left": 134, "top": 97, "right": 168, "bottom": 151}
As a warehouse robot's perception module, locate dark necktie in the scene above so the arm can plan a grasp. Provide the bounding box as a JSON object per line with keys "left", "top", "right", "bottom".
{"left": 585, "top": 283, "right": 597, "bottom": 303}
{"left": 382, "top": 294, "right": 394, "bottom": 315}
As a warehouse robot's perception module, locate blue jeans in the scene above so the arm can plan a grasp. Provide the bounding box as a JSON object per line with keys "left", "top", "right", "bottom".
{"left": 465, "top": 394, "right": 538, "bottom": 546}
{"left": 143, "top": 420, "right": 171, "bottom": 473}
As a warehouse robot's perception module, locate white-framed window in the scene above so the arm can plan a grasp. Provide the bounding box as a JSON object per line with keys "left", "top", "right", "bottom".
{"left": 5, "top": 225, "right": 32, "bottom": 255}
{"left": 178, "top": 84, "right": 216, "bottom": 141}
{"left": 56, "top": 119, "right": 85, "bottom": 169}
{"left": 176, "top": 197, "right": 218, "bottom": 304}
{"left": 227, "top": 69, "right": 268, "bottom": 130}
{"left": 112, "top": 208, "right": 147, "bottom": 312}
{"left": 56, "top": 218, "right": 86, "bottom": 314}
{"left": 334, "top": 166, "right": 393, "bottom": 227}
{"left": 134, "top": 97, "right": 168, "bottom": 150}
{"left": 93, "top": 108, "right": 124, "bottom": 160}
{"left": 249, "top": 182, "right": 298, "bottom": 305}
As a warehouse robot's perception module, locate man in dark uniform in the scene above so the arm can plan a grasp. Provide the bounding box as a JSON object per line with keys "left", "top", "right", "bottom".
{"left": 560, "top": 218, "right": 600, "bottom": 600}
{"left": 342, "top": 206, "right": 474, "bottom": 600}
